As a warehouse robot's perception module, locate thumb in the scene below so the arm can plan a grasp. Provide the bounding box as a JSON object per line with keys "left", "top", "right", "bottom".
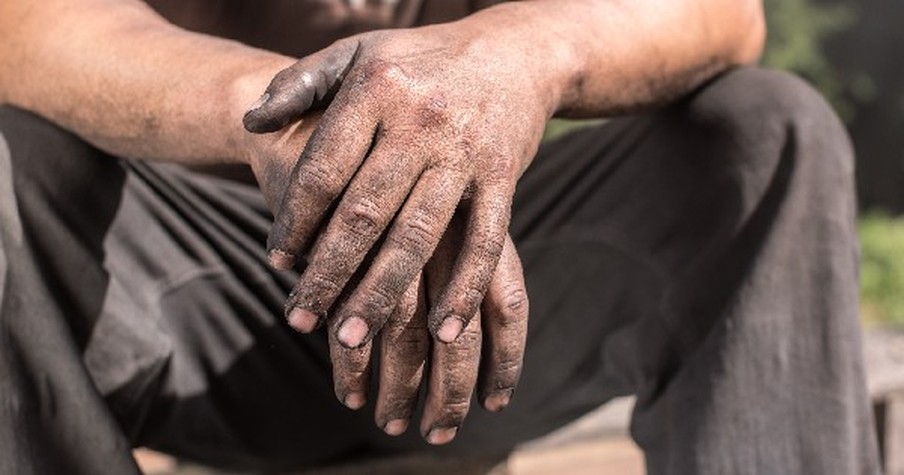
{"left": 243, "top": 38, "right": 360, "bottom": 133}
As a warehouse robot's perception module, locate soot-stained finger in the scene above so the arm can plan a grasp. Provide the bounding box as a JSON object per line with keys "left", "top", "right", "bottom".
{"left": 375, "top": 274, "right": 429, "bottom": 436}
{"left": 329, "top": 326, "right": 373, "bottom": 410}
{"left": 478, "top": 235, "right": 528, "bottom": 412}
{"left": 429, "top": 184, "right": 512, "bottom": 344}
{"left": 266, "top": 92, "right": 378, "bottom": 271}
{"left": 421, "top": 315, "right": 481, "bottom": 445}
{"left": 418, "top": 228, "right": 480, "bottom": 445}
{"left": 243, "top": 38, "right": 361, "bottom": 133}
{"left": 332, "top": 169, "right": 469, "bottom": 348}
{"left": 284, "top": 139, "right": 420, "bottom": 332}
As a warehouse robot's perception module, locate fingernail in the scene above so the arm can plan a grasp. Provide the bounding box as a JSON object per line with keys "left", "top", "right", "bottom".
{"left": 426, "top": 426, "right": 458, "bottom": 445}
{"left": 484, "top": 389, "right": 513, "bottom": 412}
{"left": 268, "top": 249, "right": 295, "bottom": 270}
{"left": 247, "top": 92, "right": 270, "bottom": 113}
{"left": 383, "top": 419, "right": 408, "bottom": 436}
{"left": 344, "top": 392, "right": 366, "bottom": 410}
{"left": 437, "top": 317, "right": 463, "bottom": 343}
{"left": 338, "top": 317, "right": 369, "bottom": 348}
{"left": 287, "top": 308, "right": 319, "bottom": 333}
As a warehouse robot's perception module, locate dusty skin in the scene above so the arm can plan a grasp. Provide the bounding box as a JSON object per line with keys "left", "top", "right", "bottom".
{"left": 0, "top": 0, "right": 764, "bottom": 445}
{"left": 242, "top": 19, "right": 561, "bottom": 440}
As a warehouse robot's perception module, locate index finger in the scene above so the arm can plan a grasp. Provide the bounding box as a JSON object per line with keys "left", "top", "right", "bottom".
{"left": 265, "top": 86, "right": 378, "bottom": 271}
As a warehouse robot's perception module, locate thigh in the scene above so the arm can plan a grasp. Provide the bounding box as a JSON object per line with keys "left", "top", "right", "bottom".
{"left": 504, "top": 68, "right": 874, "bottom": 474}
{"left": 0, "top": 105, "right": 377, "bottom": 471}
{"left": 108, "top": 165, "right": 383, "bottom": 470}
{"left": 0, "top": 106, "right": 144, "bottom": 474}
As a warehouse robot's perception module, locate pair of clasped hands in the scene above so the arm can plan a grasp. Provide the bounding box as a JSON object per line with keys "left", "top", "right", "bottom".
{"left": 242, "top": 23, "right": 554, "bottom": 445}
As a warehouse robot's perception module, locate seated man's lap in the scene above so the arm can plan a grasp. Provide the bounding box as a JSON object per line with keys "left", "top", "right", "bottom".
{"left": 0, "top": 67, "right": 876, "bottom": 473}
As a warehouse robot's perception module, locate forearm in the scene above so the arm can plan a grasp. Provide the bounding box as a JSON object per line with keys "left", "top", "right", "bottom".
{"left": 0, "top": 0, "right": 295, "bottom": 164}
{"left": 467, "top": 0, "right": 765, "bottom": 118}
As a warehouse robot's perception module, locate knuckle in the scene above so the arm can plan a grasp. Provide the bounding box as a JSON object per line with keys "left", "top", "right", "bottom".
{"left": 362, "top": 285, "right": 397, "bottom": 317}
{"left": 492, "top": 358, "right": 523, "bottom": 380}
{"left": 497, "top": 286, "right": 529, "bottom": 324}
{"left": 309, "top": 271, "right": 344, "bottom": 294}
{"left": 340, "top": 196, "right": 385, "bottom": 238}
{"left": 472, "top": 234, "right": 505, "bottom": 261}
{"left": 358, "top": 60, "right": 408, "bottom": 91}
{"left": 416, "top": 95, "right": 452, "bottom": 129}
{"left": 267, "top": 228, "right": 294, "bottom": 253}
{"left": 299, "top": 159, "right": 344, "bottom": 198}
{"left": 452, "top": 286, "right": 487, "bottom": 318}
{"left": 390, "top": 212, "right": 441, "bottom": 260}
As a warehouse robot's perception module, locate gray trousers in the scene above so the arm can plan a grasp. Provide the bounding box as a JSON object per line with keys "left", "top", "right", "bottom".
{"left": 0, "top": 68, "right": 881, "bottom": 474}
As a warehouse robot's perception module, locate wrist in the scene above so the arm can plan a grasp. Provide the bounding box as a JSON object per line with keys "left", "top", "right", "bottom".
{"left": 461, "top": 2, "right": 584, "bottom": 118}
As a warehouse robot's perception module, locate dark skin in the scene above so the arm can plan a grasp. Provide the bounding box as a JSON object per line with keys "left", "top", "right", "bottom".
{"left": 242, "top": 25, "right": 547, "bottom": 441}
{"left": 0, "top": 0, "right": 764, "bottom": 445}
{"left": 251, "top": 113, "right": 528, "bottom": 441}
{"left": 245, "top": 27, "right": 545, "bottom": 347}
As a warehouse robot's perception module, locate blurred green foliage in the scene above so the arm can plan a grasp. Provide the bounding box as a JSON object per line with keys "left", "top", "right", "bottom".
{"left": 762, "top": 0, "right": 866, "bottom": 122}
{"left": 545, "top": 0, "right": 860, "bottom": 138}
{"left": 765, "top": 0, "right": 903, "bottom": 325}
{"left": 859, "top": 213, "right": 904, "bottom": 325}
{"left": 542, "top": 118, "right": 603, "bottom": 142}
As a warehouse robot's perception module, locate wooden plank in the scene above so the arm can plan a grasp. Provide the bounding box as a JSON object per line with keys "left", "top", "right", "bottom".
{"left": 508, "top": 437, "right": 644, "bottom": 475}
{"left": 887, "top": 395, "right": 904, "bottom": 475}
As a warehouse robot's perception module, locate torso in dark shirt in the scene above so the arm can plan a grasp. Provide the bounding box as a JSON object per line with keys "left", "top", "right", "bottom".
{"left": 146, "top": 0, "right": 505, "bottom": 57}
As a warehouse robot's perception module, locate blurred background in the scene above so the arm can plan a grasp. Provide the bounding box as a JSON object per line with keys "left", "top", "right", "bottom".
{"left": 523, "top": 3, "right": 904, "bottom": 472}
{"left": 548, "top": 0, "right": 904, "bottom": 328}
{"left": 762, "top": 0, "right": 904, "bottom": 327}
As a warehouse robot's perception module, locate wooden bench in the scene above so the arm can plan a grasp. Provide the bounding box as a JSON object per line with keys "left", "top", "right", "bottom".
{"left": 866, "top": 325, "right": 904, "bottom": 475}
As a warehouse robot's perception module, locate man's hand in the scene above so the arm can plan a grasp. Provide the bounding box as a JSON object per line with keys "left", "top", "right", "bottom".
{"left": 243, "top": 108, "right": 530, "bottom": 443}
{"left": 242, "top": 24, "right": 551, "bottom": 440}
{"left": 243, "top": 23, "right": 553, "bottom": 352}
{"left": 326, "top": 224, "right": 529, "bottom": 443}
{"left": 0, "top": 0, "right": 764, "bottom": 449}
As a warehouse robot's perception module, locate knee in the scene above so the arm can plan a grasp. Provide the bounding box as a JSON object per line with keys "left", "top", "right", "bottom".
{"left": 690, "top": 67, "right": 852, "bottom": 164}
{"left": 684, "top": 68, "right": 855, "bottom": 211}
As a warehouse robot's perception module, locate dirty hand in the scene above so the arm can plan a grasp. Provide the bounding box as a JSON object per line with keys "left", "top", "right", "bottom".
{"left": 241, "top": 105, "right": 531, "bottom": 443}
{"left": 243, "top": 23, "right": 550, "bottom": 346}
{"left": 243, "top": 19, "right": 553, "bottom": 441}
{"left": 327, "top": 218, "right": 529, "bottom": 443}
